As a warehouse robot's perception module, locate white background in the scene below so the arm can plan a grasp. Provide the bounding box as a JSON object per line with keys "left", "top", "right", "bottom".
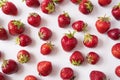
{"left": 0, "top": 0, "right": 120, "bottom": 80}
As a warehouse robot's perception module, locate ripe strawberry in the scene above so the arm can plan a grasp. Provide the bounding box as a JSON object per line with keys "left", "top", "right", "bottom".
{"left": 95, "top": 15, "right": 111, "bottom": 33}
{"left": 0, "top": 0, "right": 17, "bottom": 15}
{"left": 17, "top": 50, "right": 30, "bottom": 64}
{"left": 111, "top": 43, "right": 120, "bottom": 59}
{"left": 72, "top": 20, "right": 87, "bottom": 32}
{"left": 70, "top": 51, "right": 84, "bottom": 66}
{"left": 83, "top": 33, "right": 98, "bottom": 48}
{"left": 112, "top": 3, "right": 120, "bottom": 20}
{"left": 1, "top": 59, "right": 18, "bottom": 74}
{"left": 98, "top": 0, "right": 111, "bottom": 6}
{"left": 38, "top": 27, "right": 52, "bottom": 40}
{"left": 25, "top": 0, "right": 40, "bottom": 7}
{"left": 0, "top": 72, "right": 5, "bottom": 80}
{"left": 8, "top": 20, "right": 25, "bottom": 35}
{"left": 70, "top": 0, "right": 81, "bottom": 4}
{"left": 86, "top": 52, "right": 100, "bottom": 64}
{"left": 52, "top": 0, "right": 64, "bottom": 4}
{"left": 37, "top": 61, "right": 52, "bottom": 76}
{"left": 16, "top": 34, "right": 32, "bottom": 47}
{"left": 40, "top": 0, "right": 55, "bottom": 14}
{"left": 40, "top": 42, "right": 54, "bottom": 55}
{"left": 27, "top": 13, "right": 41, "bottom": 27}
{"left": 0, "top": 26, "right": 8, "bottom": 40}
{"left": 115, "top": 65, "right": 120, "bottom": 77}
{"left": 79, "top": 0, "right": 94, "bottom": 14}
{"left": 61, "top": 31, "right": 77, "bottom": 51}
{"left": 24, "top": 75, "right": 37, "bottom": 80}
{"left": 60, "top": 67, "right": 75, "bottom": 80}
{"left": 90, "top": 70, "right": 107, "bottom": 80}
{"left": 58, "top": 12, "right": 71, "bottom": 28}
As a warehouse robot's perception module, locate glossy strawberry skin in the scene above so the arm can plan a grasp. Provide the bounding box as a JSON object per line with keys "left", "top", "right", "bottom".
{"left": 112, "top": 43, "right": 120, "bottom": 59}
{"left": 37, "top": 61, "right": 52, "bottom": 76}
{"left": 26, "top": 0, "right": 40, "bottom": 7}
{"left": 24, "top": 75, "right": 37, "bottom": 80}
{"left": 115, "top": 65, "right": 120, "bottom": 77}
{"left": 1, "top": 59, "right": 18, "bottom": 74}
{"left": 38, "top": 27, "right": 52, "bottom": 40}
{"left": 98, "top": 0, "right": 111, "bottom": 6}
{"left": 70, "top": 51, "right": 84, "bottom": 66}
{"left": 8, "top": 20, "right": 25, "bottom": 36}
{"left": 0, "top": 27, "right": 8, "bottom": 40}
{"left": 90, "top": 70, "right": 107, "bottom": 80}
{"left": 112, "top": 4, "right": 120, "bottom": 20}
{"left": 0, "top": 72, "right": 5, "bottom": 80}
{"left": 1, "top": 2, "right": 18, "bottom": 15}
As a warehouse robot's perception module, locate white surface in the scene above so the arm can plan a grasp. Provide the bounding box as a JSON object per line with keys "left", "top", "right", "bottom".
{"left": 0, "top": 0, "right": 120, "bottom": 80}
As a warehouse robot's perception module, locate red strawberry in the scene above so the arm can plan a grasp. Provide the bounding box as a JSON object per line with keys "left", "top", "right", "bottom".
{"left": 24, "top": 75, "right": 37, "bottom": 80}
{"left": 115, "top": 65, "right": 120, "bottom": 77}
{"left": 0, "top": 72, "right": 5, "bottom": 80}
{"left": 72, "top": 20, "right": 87, "bottom": 32}
{"left": 1, "top": 59, "right": 18, "bottom": 74}
{"left": 79, "top": 0, "right": 94, "bottom": 14}
{"left": 90, "top": 70, "right": 107, "bottom": 80}
{"left": 38, "top": 27, "right": 52, "bottom": 40}
{"left": 98, "top": 0, "right": 111, "bottom": 6}
{"left": 70, "top": 0, "right": 81, "bottom": 4}
{"left": 61, "top": 31, "right": 77, "bottom": 51}
{"left": 40, "top": 0, "right": 55, "bottom": 14}
{"left": 60, "top": 67, "right": 75, "bottom": 80}
{"left": 58, "top": 12, "right": 71, "bottom": 28}
{"left": 52, "top": 0, "right": 64, "bottom": 4}
{"left": 25, "top": 0, "right": 40, "bottom": 7}
{"left": 0, "top": 0, "right": 17, "bottom": 15}
{"left": 37, "top": 61, "right": 52, "bottom": 76}
{"left": 27, "top": 13, "right": 41, "bottom": 27}
{"left": 111, "top": 43, "right": 120, "bottom": 59}
{"left": 16, "top": 34, "right": 32, "bottom": 47}
{"left": 95, "top": 15, "right": 111, "bottom": 33}
{"left": 86, "top": 52, "right": 100, "bottom": 64}
{"left": 0, "top": 26, "right": 8, "bottom": 40}
{"left": 83, "top": 33, "right": 98, "bottom": 48}
{"left": 8, "top": 20, "right": 25, "bottom": 35}
{"left": 70, "top": 51, "right": 84, "bottom": 66}
{"left": 17, "top": 50, "right": 30, "bottom": 64}
{"left": 40, "top": 42, "right": 54, "bottom": 55}
{"left": 112, "top": 3, "right": 120, "bottom": 20}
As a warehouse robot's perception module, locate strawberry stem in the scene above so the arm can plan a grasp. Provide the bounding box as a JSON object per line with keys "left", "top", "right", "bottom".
{"left": 98, "top": 15, "right": 110, "bottom": 22}
{"left": 65, "top": 31, "right": 76, "bottom": 38}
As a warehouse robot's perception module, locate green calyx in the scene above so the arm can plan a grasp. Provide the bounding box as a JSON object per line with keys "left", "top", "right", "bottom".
{"left": 77, "top": 0, "right": 82, "bottom": 4}
{"left": 29, "top": 13, "right": 38, "bottom": 17}
{"left": 63, "top": 11, "right": 69, "bottom": 17}
{"left": 18, "top": 54, "right": 29, "bottom": 63}
{"left": 84, "top": 33, "right": 92, "bottom": 43}
{"left": 98, "top": 15, "right": 110, "bottom": 22}
{"left": 52, "top": 0, "right": 59, "bottom": 3}
{"left": 65, "top": 31, "right": 76, "bottom": 38}
{"left": 47, "top": 41, "right": 54, "bottom": 50}
{"left": 0, "top": 0, "right": 7, "bottom": 7}
{"left": 46, "top": 2, "right": 55, "bottom": 13}
{"left": 12, "top": 20, "right": 24, "bottom": 29}
{"left": 85, "top": 1, "right": 93, "bottom": 12}
{"left": 82, "top": 23, "right": 88, "bottom": 32}
{"left": 86, "top": 56, "right": 93, "bottom": 64}
{"left": 16, "top": 37, "right": 20, "bottom": 45}
{"left": 2, "top": 60, "right": 8, "bottom": 68}
{"left": 71, "top": 60, "right": 81, "bottom": 66}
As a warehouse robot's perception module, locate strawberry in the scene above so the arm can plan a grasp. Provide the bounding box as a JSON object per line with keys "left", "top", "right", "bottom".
{"left": 27, "top": 13, "right": 41, "bottom": 27}
{"left": 98, "top": 0, "right": 111, "bottom": 6}
{"left": 115, "top": 65, "right": 120, "bottom": 77}
{"left": 0, "top": 26, "right": 8, "bottom": 40}
{"left": 61, "top": 31, "right": 77, "bottom": 51}
{"left": 37, "top": 61, "right": 52, "bottom": 76}
{"left": 72, "top": 20, "right": 87, "bottom": 32}
{"left": 38, "top": 27, "right": 52, "bottom": 40}
{"left": 16, "top": 34, "right": 32, "bottom": 47}
{"left": 70, "top": 51, "right": 84, "bottom": 66}
{"left": 8, "top": 20, "right": 25, "bottom": 35}
{"left": 40, "top": 0, "right": 55, "bottom": 14}
{"left": 95, "top": 15, "right": 111, "bottom": 33}
{"left": 70, "top": 0, "right": 81, "bottom": 4}
{"left": 79, "top": 0, "right": 94, "bottom": 14}
{"left": 24, "top": 75, "right": 37, "bottom": 80}
{"left": 17, "top": 50, "right": 30, "bottom": 64}
{"left": 112, "top": 3, "right": 120, "bottom": 20}
{"left": 83, "top": 33, "right": 98, "bottom": 48}
{"left": 25, "top": 0, "right": 40, "bottom": 7}
{"left": 1, "top": 59, "right": 18, "bottom": 74}
{"left": 86, "top": 52, "right": 100, "bottom": 65}
{"left": 111, "top": 43, "right": 120, "bottom": 59}
{"left": 0, "top": 72, "right": 5, "bottom": 80}
{"left": 40, "top": 42, "right": 54, "bottom": 55}
{"left": 58, "top": 12, "right": 71, "bottom": 28}
{"left": 52, "top": 0, "right": 64, "bottom": 4}
{"left": 0, "top": 0, "right": 18, "bottom": 15}
{"left": 60, "top": 67, "right": 75, "bottom": 80}
{"left": 90, "top": 70, "right": 107, "bottom": 80}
